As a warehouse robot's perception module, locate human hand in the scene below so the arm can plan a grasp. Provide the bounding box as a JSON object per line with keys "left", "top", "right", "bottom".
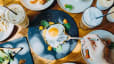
{"left": 81, "top": 34, "right": 109, "bottom": 64}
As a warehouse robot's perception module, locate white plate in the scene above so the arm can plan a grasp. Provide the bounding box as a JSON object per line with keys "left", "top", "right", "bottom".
{"left": 0, "top": 6, "right": 14, "bottom": 41}
{"left": 0, "top": 22, "right": 14, "bottom": 41}
{"left": 57, "top": 0, "right": 93, "bottom": 13}
{"left": 81, "top": 30, "right": 114, "bottom": 64}
{"left": 20, "top": 0, "right": 54, "bottom": 11}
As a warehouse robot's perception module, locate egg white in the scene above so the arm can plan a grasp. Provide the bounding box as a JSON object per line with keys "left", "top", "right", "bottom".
{"left": 45, "top": 24, "right": 68, "bottom": 48}
{"left": 45, "top": 24, "right": 65, "bottom": 40}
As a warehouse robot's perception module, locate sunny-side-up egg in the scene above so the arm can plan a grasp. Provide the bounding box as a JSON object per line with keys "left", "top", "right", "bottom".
{"left": 42, "top": 24, "right": 68, "bottom": 48}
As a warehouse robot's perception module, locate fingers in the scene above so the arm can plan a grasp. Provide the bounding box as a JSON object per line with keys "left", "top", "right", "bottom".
{"left": 84, "top": 34, "right": 105, "bottom": 49}
{"left": 83, "top": 37, "right": 95, "bottom": 59}
{"left": 81, "top": 34, "right": 106, "bottom": 62}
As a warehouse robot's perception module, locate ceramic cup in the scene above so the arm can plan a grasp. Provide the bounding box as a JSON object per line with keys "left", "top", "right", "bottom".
{"left": 80, "top": 7, "right": 103, "bottom": 30}
{"left": 96, "top": 0, "right": 113, "bottom": 10}
{"left": 5, "top": 4, "right": 29, "bottom": 27}
{"left": 107, "top": 7, "right": 114, "bottom": 22}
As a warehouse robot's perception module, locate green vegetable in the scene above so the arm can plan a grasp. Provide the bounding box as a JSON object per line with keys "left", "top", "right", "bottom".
{"left": 0, "top": 50, "right": 14, "bottom": 64}
{"left": 56, "top": 45, "right": 62, "bottom": 53}
{"left": 109, "top": 43, "right": 114, "bottom": 49}
{"left": 65, "top": 4, "right": 73, "bottom": 10}
{"left": 64, "top": 23, "right": 71, "bottom": 31}
{"left": 40, "top": 20, "right": 49, "bottom": 28}
{"left": 53, "top": 48, "right": 56, "bottom": 51}
{"left": 0, "top": 57, "right": 4, "bottom": 63}
{"left": 47, "top": 0, "right": 50, "bottom": 1}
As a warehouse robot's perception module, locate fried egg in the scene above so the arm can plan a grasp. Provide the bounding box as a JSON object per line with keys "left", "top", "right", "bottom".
{"left": 46, "top": 24, "right": 65, "bottom": 40}
{"left": 43, "top": 24, "right": 68, "bottom": 48}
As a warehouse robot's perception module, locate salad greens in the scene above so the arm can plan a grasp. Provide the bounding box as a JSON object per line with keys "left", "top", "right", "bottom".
{"left": 64, "top": 4, "right": 73, "bottom": 10}
{"left": 0, "top": 49, "right": 14, "bottom": 64}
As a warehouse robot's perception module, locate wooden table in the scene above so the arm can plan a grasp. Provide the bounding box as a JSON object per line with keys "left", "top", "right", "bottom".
{"left": 0, "top": 0, "right": 114, "bottom": 64}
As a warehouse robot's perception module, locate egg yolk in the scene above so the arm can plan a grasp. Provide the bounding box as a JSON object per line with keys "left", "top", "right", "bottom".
{"left": 48, "top": 27, "right": 59, "bottom": 37}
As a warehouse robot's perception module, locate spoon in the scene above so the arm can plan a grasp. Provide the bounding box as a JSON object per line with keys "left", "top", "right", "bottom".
{"left": 3, "top": 6, "right": 17, "bottom": 15}
{"left": 96, "top": 11, "right": 114, "bottom": 19}
{"left": 3, "top": 0, "right": 17, "bottom": 15}
{"left": 67, "top": 36, "right": 98, "bottom": 41}
{"left": 57, "top": 35, "right": 98, "bottom": 43}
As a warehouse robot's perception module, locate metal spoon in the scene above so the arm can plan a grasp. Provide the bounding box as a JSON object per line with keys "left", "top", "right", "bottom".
{"left": 96, "top": 11, "right": 114, "bottom": 19}
{"left": 3, "top": 0, "right": 17, "bottom": 15}
{"left": 3, "top": 6, "right": 17, "bottom": 15}
{"left": 67, "top": 36, "right": 98, "bottom": 41}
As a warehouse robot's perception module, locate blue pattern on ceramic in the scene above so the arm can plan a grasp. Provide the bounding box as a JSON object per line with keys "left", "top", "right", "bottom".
{"left": 0, "top": 37, "right": 34, "bottom": 64}
{"left": 28, "top": 10, "right": 79, "bottom": 60}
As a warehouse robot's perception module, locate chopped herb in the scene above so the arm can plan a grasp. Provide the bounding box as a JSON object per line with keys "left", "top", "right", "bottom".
{"left": 64, "top": 4, "right": 73, "bottom": 10}
{"left": 40, "top": 20, "right": 49, "bottom": 28}
{"left": 109, "top": 43, "right": 114, "bottom": 49}
{"left": 64, "top": 23, "right": 71, "bottom": 31}
{"left": 0, "top": 57, "right": 4, "bottom": 63}
{"left": 47, "top": 0, "right": 50, "bottom": 1}
{"left": 53, "top": 48, "right": 56, "bottom": 51}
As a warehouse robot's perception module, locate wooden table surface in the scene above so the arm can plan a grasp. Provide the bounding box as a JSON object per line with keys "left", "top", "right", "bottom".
{"left": 0, "top": 0, "right": 114, "bottom": 64}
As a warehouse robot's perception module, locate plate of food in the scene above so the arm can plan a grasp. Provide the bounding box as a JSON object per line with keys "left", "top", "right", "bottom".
{"left": 0, "top": 6, "right": 14, "bottom": 41}
{"left": 57, "top": 0, "right": 93, "bottom": 13}
{"left": 0, "top": 37, "right": 34, "bottom": 64}
{"left": 0, "top": 48, "right": 22, "bottom": 64}
{"left": 20, "top": 0, "right": 54, "bottom": 11}
{"left": 28, "top": 10, "right": 78, "bottom": 60}
{"left": 81, "top": 30, "right": 114, "bottom": 64}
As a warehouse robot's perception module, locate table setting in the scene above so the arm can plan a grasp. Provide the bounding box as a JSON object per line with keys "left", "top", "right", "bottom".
{"left": 0, "top": 0, "right": 113, "bottom": 64}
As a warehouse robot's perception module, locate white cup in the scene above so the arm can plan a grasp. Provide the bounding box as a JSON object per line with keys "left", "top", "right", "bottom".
{"left": 107, "top": 7, "right": 114, "bottom": 22}
{"left": 5, "top": 4, "right": 29, "bottom": 27}
{"left": 96, "top": 0, "right": 113, "bottom": 10}
{"left": 80, "top": 7, "right": 103, "bottom": 30}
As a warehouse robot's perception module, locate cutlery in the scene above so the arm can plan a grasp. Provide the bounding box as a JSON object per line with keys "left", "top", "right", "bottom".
{"left": 96, "top": 11, "right": 114, "bottom": 19}
{"left": 3, "top": 0, "right": 17, "bottom": 15}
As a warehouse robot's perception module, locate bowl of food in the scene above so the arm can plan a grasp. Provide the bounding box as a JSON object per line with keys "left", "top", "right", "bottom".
{"left": 28, "top": 10, "right": 79, "bottom": 60}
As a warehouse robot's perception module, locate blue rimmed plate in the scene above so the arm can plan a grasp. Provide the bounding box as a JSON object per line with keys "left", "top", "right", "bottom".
{"left": 28, "top": 10, "right": 79, "bottom": 60}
